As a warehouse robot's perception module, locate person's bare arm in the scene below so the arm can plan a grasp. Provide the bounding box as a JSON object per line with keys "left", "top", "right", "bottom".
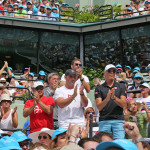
{"left": 0, "top": 61, "right": 7, "bottom": 76}
{"left": 11, "top": 107, "right": 18, "bottom": 128}
{"left": 142, "top": 102, "right": 150, "bottom": 122}
{"left": 80, "top": 83, "right": 88, "bottom": 107}
{"left": 96, "top": 90, "right": 111, "bottom": 111}
{"left": 56, "top": 85, "right": 77, "bottom": 108}
{"left": 38, "top": 101, "right": 53, "bottom": 114}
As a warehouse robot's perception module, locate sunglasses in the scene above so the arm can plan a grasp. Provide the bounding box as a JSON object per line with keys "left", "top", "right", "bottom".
{"left": 117, "top": 72, "right": 122, "bottom": 74}
{"left": 1, "top": 100, "right": 11, "bottom": 103}
{"left": 135, "top": 77, "right": 142, "bottom": 80}
{"left": 36, "top": 86, "right": 44, "bottom": 90}
{"left": 75, "top": 63, "right": 82, "bottom": 67}
{"left": 19, "top": 142, "right": 29, "bottom": 147}
{"left": 107, "top": 69, "right": 116, "bottom": 73}
{"left": 38, "top": 135, "right": 48, "bottom": 140}
{"left": 86, "top": 112, "right": 95, "bottom": 114}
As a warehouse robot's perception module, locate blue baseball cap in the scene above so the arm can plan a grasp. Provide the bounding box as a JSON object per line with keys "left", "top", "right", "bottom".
{"left": 116, "top": 64, "right": 122, "bottom": 68}
{"left": 11, "top": 74, "right": 15, "bottom": 78}
{"left": 18, "top": 4, "right": 23, "bottom": 8}
{"left": 11, "top": 131, "right": 32, "bottom": 143}
{"left": 133, "top": 70, "right": 138, "bottom": 74}
{"left": 133, "top": 74, "right": 143, "bottom": 79}
{"left": 124, "top": 66, "right": 131, "bottom": 70}
{"left": 17, "top": 85, "right": 23, "bottom": 88}
{"left": 28, "top": 73, "right": 34, "bottom": 77}
{"left": 0, "top": 136, "right": 22, "bottom": 150}
{"left": 127, "top": 8, "right": 133, "bottom": 11}
{"left": 52, "top": 7, "right": 57, "bottom": 10}
{"left": 114, "top": 2, "right": 118, "bottom": 6}
{"left": 39, "top": 70, "right": 46, "bottom": 76}
{"left": 96, "top": 139, "right": 138, "bottom": 150}
{"left": 8, "top": 4, "right": 13, "bottom": 7}
{"left": 40, "top": 5, "right": 45, "bottom": 8}
{"left": 47, "top": 6, "right": 52, "bottom": 9}
{"left": 52, "top": 128, "right": 67, "bottom": 140}
{"left": 133, "top": 67, "right": 140, "bottom": 72}
{"left": 62, "top": 3, "right": 69, "bottom": 6}
{"left": 9, "top": 67, "right": 13, "bottom": 71}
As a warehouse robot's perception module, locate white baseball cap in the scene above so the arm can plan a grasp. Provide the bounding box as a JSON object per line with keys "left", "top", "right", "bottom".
{"left": 104, "top": 64, "right": 116, "bottom": 72}
{"left": 33, "top": 81, "right": 44, "bottom": 88}
{"left": 140, "top": 82, "right": 150, "bottom": 89}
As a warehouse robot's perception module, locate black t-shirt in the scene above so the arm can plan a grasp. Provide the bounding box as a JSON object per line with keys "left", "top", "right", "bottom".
{"left": 95, "top": 81, "right": 127, "bottom": 121}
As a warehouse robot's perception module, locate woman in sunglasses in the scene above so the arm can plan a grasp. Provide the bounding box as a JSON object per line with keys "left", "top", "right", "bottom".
{"left": 0, "top": 94, "right": 18, "bottom": 130}
{"left": 29, "top": 128, "right": 54, "bottom": 148}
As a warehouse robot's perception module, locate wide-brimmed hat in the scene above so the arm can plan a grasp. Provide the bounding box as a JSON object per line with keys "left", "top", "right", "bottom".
{"left": 28, "top": 128, "right": 54, "bottom": 143}
{"left": 0, "top": 94, "right": 12, "bottom": 103}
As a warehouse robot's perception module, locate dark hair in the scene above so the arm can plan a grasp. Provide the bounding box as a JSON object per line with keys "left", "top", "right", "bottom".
{"left": 71, "top": 58, "right": 81, "bottom": 65}
{"left": 93, "top": 131, "right": 113, "bottom": 143}
{"left": 141, "top": 141, "right": 150, "bottom": 149}
{"left": 78, "top": 138, "right": 98, "bottom": 148}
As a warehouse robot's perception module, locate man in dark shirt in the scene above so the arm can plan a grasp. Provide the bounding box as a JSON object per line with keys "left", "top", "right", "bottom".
{"left": 95, "top": 64, "right": 127, "bottom": 139}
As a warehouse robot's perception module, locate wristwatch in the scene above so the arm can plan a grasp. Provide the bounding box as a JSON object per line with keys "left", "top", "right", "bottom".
{"left": 132, "top": 137, "right": 145, "bottom": 144}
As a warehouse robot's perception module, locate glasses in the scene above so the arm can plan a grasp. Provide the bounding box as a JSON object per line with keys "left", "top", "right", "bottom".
{"left": 1, "top": 100, "right": 10, "bottom": 103}
{"left": 117, "top": 72, "right": 122, "bottom": 74}
{"left": 36, "top": 86, "right": 44, "bottom": 90}
{"left": 86, "top": 112, "right": 95, "bottom": 114}
{"left": 38, "top": 135, "right": 48, "bottom": 140}
{"left": 75, "top": 63, "right": 82, "bottom": 67}
{"left": 19, "top": 142, "right": 29, "bottom": 147}
{"left": 135, "top": 77, "right": 142, "bottom": 80}
{"left": 107, "top": 69, "right": 116, "bottom": 73}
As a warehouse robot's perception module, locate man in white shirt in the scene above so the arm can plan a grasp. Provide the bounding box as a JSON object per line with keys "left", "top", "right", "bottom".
{"left": 54, "top": 69, "right": 88, "bottom": 129}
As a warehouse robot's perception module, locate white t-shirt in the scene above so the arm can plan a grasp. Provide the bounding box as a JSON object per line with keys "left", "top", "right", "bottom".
{"left": 53, "top": 85, "right": 86, "bottom": 129}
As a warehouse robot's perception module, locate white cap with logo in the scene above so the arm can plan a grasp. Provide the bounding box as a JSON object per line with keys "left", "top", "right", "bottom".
{"left": 104, "top": 64, "right": 116, "bottom": 72}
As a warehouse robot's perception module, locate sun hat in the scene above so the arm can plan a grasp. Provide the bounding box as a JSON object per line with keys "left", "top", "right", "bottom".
{"left": 0, "top": 78, "right": 6, "bottom": 83}
{"left": 28, "top": 128, "right": 54, "bottom": 143}
{"left": 140, "top": 82, "right": 150, "bottom": 89}
{"left": 40, "top": 5, "right": 45, "bottom": 8}
{"left": 96, "top": 139, "right": 138, "bottom": 150}
{"left": 39, "top": 70, "right": 46, "bottom": 76}
{"left": 11, "top": 131, "right": 32, "bottom": 143}
{"left": 28, "top": 73, "right": 34, "bottom": 77}
{"left": 104, "top": 64, "right": 116, "bottom": 72}
{"left": 65, "top": 69, "right": 77, "bottom": 76}
{"left": 0, "top": 94, "right": 12, "bottom": 103}
{"left": 27, "top": 1, "right": 32, "bottom": 4}
{"left": 14, "top": 3, "right": 18, "bottom": 6}
{"left": 133, "top": 74, "right": 143, "bottom": 79}
{"left": 52, "top": 128, "right": 67, "bottom": 140}
{"left": 124, "top": 66, "right": 131, "bottom": 70}
{"left": 2, "top": 70, "right": 7, "bottom": 74}
{"left": 0, "top": 136, "right": 22, "bottom": 150}
{"left": 33, "top": 81, "right": 44, "bottom": 88}
{"left": 115, "top": 64, "right": 122, "bottom": 68}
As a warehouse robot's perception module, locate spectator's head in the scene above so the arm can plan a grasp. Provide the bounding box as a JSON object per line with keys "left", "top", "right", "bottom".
{"left": 16, "top": 85, "right": 23, "bottom": 92}
{"left": 133, "top": 67, "right": 140, "bottom": 72}
{"left": 11, "top": 131, "right": 32, "bottom": 150}
{"left": 115, "top": 64, "right": 122, "bottom": 69}
{"left": 127, "top": 99, "right": 140, "bottom": 114}
{"left": 116, "top": 68, "right": 123, "bottom": 78}
{"left": 27, "top": 1, "right": 32, "bottom": 9}
{"left": 42, "top": 0, "right": 47, "bottom": 5}
{"left": 33, "top": 81, "right": 44, "bottom": 97}
{"left": 78, "top": 138, "right": 99, "bottom": 150}
{"left": 2, "top": 0, "right": 8, "bottom": 7}
{"left": 96, "top": 139, "right": 138, "bottom": 150}
{"left": 65, "top": 69, "right": 77, "bottom": 88}
{"left": 140, "top": 82, "right": 150, "bottom": 97}
{"left": 133, "top": 74, "right": 143, "bottom": 85}
{"left": 71, "top": 58, "right": 82, "bottom": 71}
{"left": 38, "top": 70, "right": 46, "bottom": 80}
{"left": 62, "top": 3, "right": 69, "bottom": 7}
{"left": 84, "top": 107, "right": 96, "bottom": 122}
{"left": 13, "top": 3, "right": 18, "bottom": 10}
{"left": 93, "top": 131, "right": 113, "bottom": 143}
{"left": 40, "top": 5, "right": 46, "bottom": 13}
{"left": 50, "top": 0, "right": 55, "bottom": 5}
{"left": 0, "top": 94, "right": 12, "bottom": 109}
{"left": 0, "top": 78, "right": 6, "bottom": 86}
{"left": 29, "top": 142, "right": 49, "bottom": 150}
{"left": 2, "top": 70, "right": 7, "bottom": 78}
{"left": 127, "top": 8, "right": 133, "bottom": 14}
{"left": 8, "top": 4, "right": 13, "bottom": 11}
{"left": 52, "top": 7, "right": 57, "bottom": 13}
{"left": 28, "top": 73, "right": 34, "bottom": 80}
{"left": 50, "top": 128, "right": 67, "bottom": 149}
{"left": 46, "top": 6, "right": 52, "bottom": 14}
{"left": 0, "top": 136, "right": 22, "bottom": 150}
{"left": 23, "top": 68, "right": 29, "bottom": 74}
{"left": 18, "top": 4, "right": 24, "bottom": 12}
{"left": 141, "top": 141, "right": 150, "bottom": 150}
{"left": 0, "top": 83, "right": 5, "bottom": 95}
{"left": 104, "top": 64, "right": 116, "bottom": 81}
{"left": 124, "top": 66, "right": 131, "bottom": 72}
{"left": 47, "top": 72, "right": 59, "bottom": 88}
{"left": 29, "top": 128, "right": 54, "bottom": 148}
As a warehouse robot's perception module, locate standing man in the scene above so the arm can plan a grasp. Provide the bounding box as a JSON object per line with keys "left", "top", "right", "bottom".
{"left": 23, "top": 81, "right": 54, "bottom": 133}
{"left": 60, "top": 58, "right": 90, "bottom": 93}
{"left": 95, "top": 64, "right": 126, "bottom": 139}
{"left": 54, "top": 69, "right": 88, "bottom": 129}
{"left": 44, "top": 72, "right": 59, "bottom": 129}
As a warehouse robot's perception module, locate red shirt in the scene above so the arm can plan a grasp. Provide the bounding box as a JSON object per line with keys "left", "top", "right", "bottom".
{"left": 24, "top": 96, "right": 54, "bottom": 133}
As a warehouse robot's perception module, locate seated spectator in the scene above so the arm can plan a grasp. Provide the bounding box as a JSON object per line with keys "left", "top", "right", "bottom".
{"left": 0, "top": 94, "right": 18, "bottom": 130}
{"left": 124, "top": 66, "right": 132, "bottom": 78}
{"left": 4, "top": 4, "right": 14, "bottom": 17}
{"left": 11, "top": 131, "right": 32, "bottom": 150}
{"left": 115, "top": 68, "right": 123, "bottom": 78}
{"left": 78, "top": 138, "right": 99, "bottom": 150}
{"left": 15, "top": 4, "right": 27, "bottom": 18}
{"left": 42, "top": 6, "right": 56, "bottom": 21}
{"left": 124, "top": 99, "right": 150, "bottom": 137}
{"left": 52, "top": 7, "right": 59, "bottom": 20}
{"left": 20, "top": 67, "right": 30, "bottom": 80}
{"left": 13, "top": 3, "right": 18, "bottom": 11}
{"left": 50, "top": 128, "right": 67, "bottom": 149}
{"left": 46, "top": 0, "right": 59, "bottom": 9}
{"left": 2, "top": 0, "right": 8, "bottom": 10}
{"left": 13, "top": 85, "right": 24, "bottom": 99}
{"left": 29, "top": 128, "right": 54, "bottom": 148}
{"left": 37, "top": 70, "right": 46, "bottom": 84}
{"left": 126, "top": 8, "right": 135, "bottom": 18}
{"left": 93, "top": 131, "right": 113, "bottom": 143}
{"left": 37, "top": 5, "right": 46, "bottom": 20}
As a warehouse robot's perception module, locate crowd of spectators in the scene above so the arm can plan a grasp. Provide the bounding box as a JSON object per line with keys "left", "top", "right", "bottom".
{"left": 0, "top": 59, "right": 150, "bottom": 149}
{"left": 0, "top": 0, "right": 70, "bottom": 21}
